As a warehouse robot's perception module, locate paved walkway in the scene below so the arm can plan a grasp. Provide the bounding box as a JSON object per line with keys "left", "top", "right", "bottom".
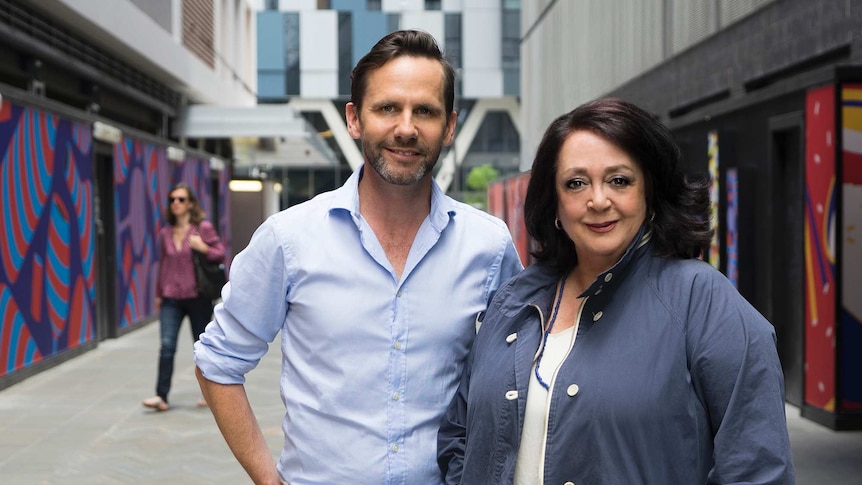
{"left": 0, "top": 320, "right": 861, "bottom": 484}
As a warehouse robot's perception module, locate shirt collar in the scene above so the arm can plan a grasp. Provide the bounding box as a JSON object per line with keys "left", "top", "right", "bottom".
{"left": 328, "top": 164, "right": 456, "bottom": 230}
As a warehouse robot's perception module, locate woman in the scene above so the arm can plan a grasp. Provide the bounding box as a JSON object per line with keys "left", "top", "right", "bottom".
{"left": 438, "top": 98, "right": 795, "bottom": 484}
{"left": 143, "top": 183, "right": 225, "bottom": 412}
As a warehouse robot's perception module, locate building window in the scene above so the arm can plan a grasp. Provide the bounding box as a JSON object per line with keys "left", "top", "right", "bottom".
{"left": 338, "top": 12, "right": 352, "bottom": 96}
{"left": 285, "top": 13, "right": 300, "bottom": 96}
{"left": 502, "top": 0, "right": 520, "bottom": 10}
{"left": 425, "top": 0, "right": 442, "bottom": 10}
{"left": 367, "top": 0, "right": 381, "bottom": 11}
{"left": 265, "top": 0, "right": 279, "bottom": 10}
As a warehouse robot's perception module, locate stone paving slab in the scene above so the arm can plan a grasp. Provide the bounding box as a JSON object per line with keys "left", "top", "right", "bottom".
{"left": 0, "top": 320, "right": 861, "bottom": 484}
{"left": 0, "top": 321, "right": 282, "bottom": 485}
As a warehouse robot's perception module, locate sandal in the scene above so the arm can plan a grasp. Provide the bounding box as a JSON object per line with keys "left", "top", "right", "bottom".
{"left": 142, "top": 396, "right": 169, "bottom": 412}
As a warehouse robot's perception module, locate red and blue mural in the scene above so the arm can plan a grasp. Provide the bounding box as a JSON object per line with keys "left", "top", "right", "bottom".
{"left": 804, "top": 86, "right": 838, "bottom": 411}
{"left": 0, "top": 100, "right": 95, "bottom": 377}
{"left": 840, "top": 84, "right": 862, "bottom": 410}
{"left": 803, "top": 84, "right": 862, "bottom": 413}
{"left": 0, "top": 98, "right": 231, "bottom": 380}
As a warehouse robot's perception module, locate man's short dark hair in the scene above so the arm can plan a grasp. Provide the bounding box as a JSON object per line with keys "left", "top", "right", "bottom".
{"left": 350, "top": 29, "right": 455, "bottom": 115}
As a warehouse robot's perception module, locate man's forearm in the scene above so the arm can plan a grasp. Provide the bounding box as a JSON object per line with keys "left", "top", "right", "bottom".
{"left": 196, "top": 366, "right": 281, "bottom": 485}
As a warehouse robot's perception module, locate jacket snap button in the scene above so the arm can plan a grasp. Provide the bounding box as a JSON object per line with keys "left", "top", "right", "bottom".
{"left": 567, "top": 384, "right": 579, "bottom": 396}
{"left": 506, "top": 333, "right": 517, "bottom": 343}
{"left": 505, "top": 390, "right": 518, "bottom": 400}
{"left": 604, "top": 273, "right": 613, "bottom": 282}
{"left": 593, "top": 311, "right": 603, "bottom": 321}
{"left": 564, "top": 482, "right": 575, "bottom": 485}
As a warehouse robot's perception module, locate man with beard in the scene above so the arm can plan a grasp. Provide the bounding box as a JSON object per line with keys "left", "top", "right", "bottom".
{"left": 194, "top": 30, "right": 523, "bottom": 485}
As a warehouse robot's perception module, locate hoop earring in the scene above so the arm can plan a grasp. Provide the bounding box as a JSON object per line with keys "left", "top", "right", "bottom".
{"left": 554, "top": 217, "right": 562, "bottom": 230}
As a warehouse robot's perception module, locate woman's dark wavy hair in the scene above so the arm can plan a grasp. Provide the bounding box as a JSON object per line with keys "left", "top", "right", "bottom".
{"left": 524, "top": 98, "right": 713, "bottom": 271}
{"left": 350, "top": 29, "right": 455, "bottom": 115}
{"left": 165, "top": 183, "right": 206, "bottom": 226}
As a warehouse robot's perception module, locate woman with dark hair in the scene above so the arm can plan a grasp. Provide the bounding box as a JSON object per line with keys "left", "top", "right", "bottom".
{"left": 143, "top": 183, "right": 225, "bottom": 412}
{"left": 438, "top": 98, "right": 795, "bottom": 484}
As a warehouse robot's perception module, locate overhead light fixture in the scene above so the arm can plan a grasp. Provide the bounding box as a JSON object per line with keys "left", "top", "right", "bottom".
{"left": 166, "top": 146, "right": 186, "bottom": 161}
{"left": 209, "top": 157, "right": 226, "bottom": 171}
{"left": 93, "top": 121, "right": 122, "bottom": 144}
{"left": 229, "top": 180, "right": 263, "bottom": 192}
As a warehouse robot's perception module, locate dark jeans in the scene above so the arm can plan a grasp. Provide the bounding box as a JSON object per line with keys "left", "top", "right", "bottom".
{"left": 155, "top": 296, "right": 213, "bottom": 403}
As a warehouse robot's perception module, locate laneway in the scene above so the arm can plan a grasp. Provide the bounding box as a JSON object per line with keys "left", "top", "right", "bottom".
{"left": 0, "top": 321, "right": 860, "bottom": 484}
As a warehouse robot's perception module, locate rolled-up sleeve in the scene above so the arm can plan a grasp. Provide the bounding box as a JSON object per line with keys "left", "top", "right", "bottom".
{"left": 194, "top": 218, "right": 290, "bottom": 384}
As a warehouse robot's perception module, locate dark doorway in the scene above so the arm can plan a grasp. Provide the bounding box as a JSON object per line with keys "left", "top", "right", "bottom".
{"left": 768, "top": 112, "right": 805, "bottom": 406}
{"left": 93, "top": 142, "right": 118, "bottom": 340}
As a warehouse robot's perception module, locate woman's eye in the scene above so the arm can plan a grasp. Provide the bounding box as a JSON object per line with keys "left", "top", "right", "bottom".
{"left": 610, "top": 177, "right": 630, "bottom": 187}
{"left": 566, "top": 179, "right": 585, "bottom": 189}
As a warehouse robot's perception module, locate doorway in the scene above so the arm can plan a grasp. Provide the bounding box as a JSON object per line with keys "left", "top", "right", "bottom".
{"left": 93, "top": 142, "right": 117, "bottom": 340}
{"left": 768, "top": 112, "right": 805, "bottom": 406}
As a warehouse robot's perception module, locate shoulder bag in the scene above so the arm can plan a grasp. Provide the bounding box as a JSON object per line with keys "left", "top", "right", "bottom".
{"left": 192, "top": 225, "right": 227, "bottom": 301}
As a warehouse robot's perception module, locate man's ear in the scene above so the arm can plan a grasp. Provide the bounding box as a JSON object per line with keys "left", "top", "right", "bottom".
{"left": 345, "top": 102, "right": 362, "bottom": 139}
{"left": 443, "top": 110, "right": 457, "bottom": 146}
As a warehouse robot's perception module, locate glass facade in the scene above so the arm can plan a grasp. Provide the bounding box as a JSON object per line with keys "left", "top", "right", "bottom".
{"left": 285, "top": 13, "right": 300, "bottom": 96}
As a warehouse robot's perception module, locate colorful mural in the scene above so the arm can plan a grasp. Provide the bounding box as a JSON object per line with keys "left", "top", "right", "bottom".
{"left": 725, "top": 168, "right": 739, "bottom": 288}
{"left": 707, "top": 131, "right": 720, "bottom": 268}
{"left": 0, "top": 100, "right": 95, "bottom": 377}
{"left": 804, "top": 86, "right": 837, "bottom": 411}
{"left": 840, "top": 84, "right": 862, "bottom": 410}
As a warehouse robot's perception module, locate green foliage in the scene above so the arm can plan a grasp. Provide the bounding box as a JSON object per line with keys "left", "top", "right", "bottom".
{"left": 465, "top": 164, "right": 500, "bottom": 191}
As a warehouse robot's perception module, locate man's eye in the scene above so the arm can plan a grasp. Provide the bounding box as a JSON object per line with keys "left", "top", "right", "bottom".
{"left": 381, "top": 106, "right": 395, "bottom": 113}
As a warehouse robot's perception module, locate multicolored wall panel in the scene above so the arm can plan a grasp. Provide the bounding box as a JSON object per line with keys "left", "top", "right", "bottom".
{"left": 0, "top": 100, "right": 95, "bottom": 377}
{"left": 804, "top": 85, "right": 837, "bottom": 411}
{"left": 707, "top": 131, "right": 720, "bottom": 268}
{"left": 725, "top": 168, "right": 739, "bottom": 288}
{"left": 488, "top": 172, "right": 532, "bottom": 267}
{"left": 503, "top": 172, "right": 532, "bottom": 268}
{"left": 840, "top": 84, "right": 862, "bottom": 410}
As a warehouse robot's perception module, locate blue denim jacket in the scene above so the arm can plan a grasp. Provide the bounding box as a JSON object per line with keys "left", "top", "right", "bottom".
{"left": 439, "top": 230, "right": 795, "bottom": 484}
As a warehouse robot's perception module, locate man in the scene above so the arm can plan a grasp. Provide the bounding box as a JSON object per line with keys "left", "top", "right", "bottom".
{"left": 194, "top": 30, "right": 523, "bottom": 485}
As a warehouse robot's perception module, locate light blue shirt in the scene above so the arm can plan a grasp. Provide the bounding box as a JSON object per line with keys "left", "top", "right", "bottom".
{"left": 194, "top": 166, "right": 523, "bottom": 485}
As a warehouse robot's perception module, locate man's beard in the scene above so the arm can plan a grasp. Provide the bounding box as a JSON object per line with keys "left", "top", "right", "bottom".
{"left": 363, "top": 141, "right": 441, "bottom": 186}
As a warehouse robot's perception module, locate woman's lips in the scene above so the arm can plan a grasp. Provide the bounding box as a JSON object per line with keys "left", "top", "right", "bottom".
{"left": 586, "top": 221, "right": 617, "bottom": 233}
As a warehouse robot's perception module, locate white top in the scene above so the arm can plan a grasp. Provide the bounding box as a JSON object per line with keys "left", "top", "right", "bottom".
{"left": 515, "top": 324, "right": 576, "bottom": 485}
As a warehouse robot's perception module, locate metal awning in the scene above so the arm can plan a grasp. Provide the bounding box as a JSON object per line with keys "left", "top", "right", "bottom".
{"left": 173, "top": 104, "right": 338, "bottom": 167}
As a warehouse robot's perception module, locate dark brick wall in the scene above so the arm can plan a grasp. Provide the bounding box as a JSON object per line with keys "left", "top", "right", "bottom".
{"left": 609, "top": 0, "right": 861, "bottom": 127}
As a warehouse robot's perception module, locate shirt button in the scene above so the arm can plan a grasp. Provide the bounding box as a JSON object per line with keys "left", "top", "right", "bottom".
{"left": 567, "top": 384, "right": 580, "bottom": 396}
{"left": 506, "top": 333, "right": 517, "bottom": 343}
{"left": 392, "top": 392, "right": 400, "bottom": 401}
{"left": 394, "top": 341, "right": 402, "bottom": 350}
{"left": 396, "top": 290, "right": 403, "bottom": 297}
{"left": 391, "top": 444, "right": 399, "bottom": 452}
{"left": 604, "top": 273, "right": 613, "bottom": 283}
{"left": 593, "top": 311, "right": 603, "bottom": 322}
{"left": 505, "top": 390, "right": 518, "bottom": 400}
